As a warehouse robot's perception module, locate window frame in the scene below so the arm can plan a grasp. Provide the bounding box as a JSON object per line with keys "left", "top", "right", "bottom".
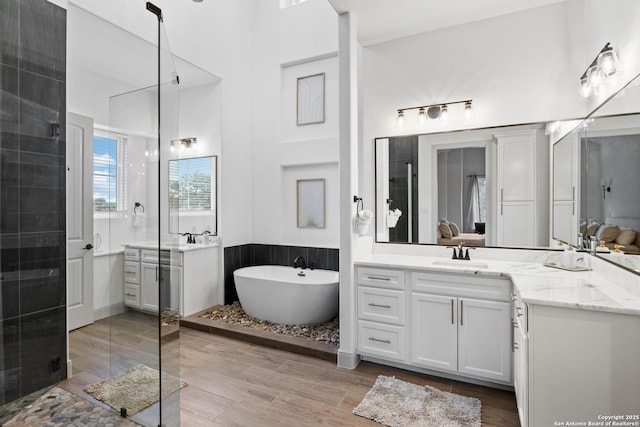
{"left": 93, "top": 130, "right": 128, "bottom": 217}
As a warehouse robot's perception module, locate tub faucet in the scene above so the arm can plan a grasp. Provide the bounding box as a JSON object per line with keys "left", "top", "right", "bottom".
{"left": 293, "top": 256, "right": 307, "bottom": 270}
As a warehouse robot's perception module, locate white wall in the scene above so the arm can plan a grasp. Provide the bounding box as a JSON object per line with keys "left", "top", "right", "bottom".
{"left": 359, "top": 0, "right": 640, "bottom": 241}
{"left": 71, "top": 0, "right": 255, "bottom": 248}
{"left": 250, "top": 0, "right": 339, "bottom": 248}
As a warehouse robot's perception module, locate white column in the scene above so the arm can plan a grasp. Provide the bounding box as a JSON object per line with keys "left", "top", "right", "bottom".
{"left": 338, "top": 11, "right": 360, "bottom": 369}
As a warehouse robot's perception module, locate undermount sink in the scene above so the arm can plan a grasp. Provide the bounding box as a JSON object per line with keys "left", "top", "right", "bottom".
{"left": 432, "top": 259, "right": 489, "bottom": 269}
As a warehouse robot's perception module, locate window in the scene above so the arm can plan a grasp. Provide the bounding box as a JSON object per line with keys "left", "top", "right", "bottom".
{"left": 169, "top": 156, "right": 213, "bottom": 212}
{"left": 93, "top": 132, "right": 127, "bottom": 213}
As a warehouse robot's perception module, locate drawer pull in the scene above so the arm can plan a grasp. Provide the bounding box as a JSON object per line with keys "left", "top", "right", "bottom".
{"left": 368, "top": 337, "right": 391, "bottom": 344}
{"left": 368, "top": 303, "right": 391, "bottom": 309}
{"left": 367, "top": 276, "right": 391, "bottom": 281}
{"left": 125, "top": 270, "right": 137, "bottom": 274}
{"left": 125, "top": 293, "right": 137, "bottom": 297}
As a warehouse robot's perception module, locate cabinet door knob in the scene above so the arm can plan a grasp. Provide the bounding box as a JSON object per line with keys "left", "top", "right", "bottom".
{"left": 84, "top": 243, "right": 94, "bottom": 250}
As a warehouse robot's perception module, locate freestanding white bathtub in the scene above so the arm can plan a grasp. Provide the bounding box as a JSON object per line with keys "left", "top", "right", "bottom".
{"left": 233, "top": 265, "right": 339, "bottom": 325}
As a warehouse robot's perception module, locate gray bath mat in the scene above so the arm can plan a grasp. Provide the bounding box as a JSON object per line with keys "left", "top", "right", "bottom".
{"left": 84, "top": 364, "right": 186, "bottom": 416}
{"left": 353, "top": 375, "right": 481, "bottom": 427}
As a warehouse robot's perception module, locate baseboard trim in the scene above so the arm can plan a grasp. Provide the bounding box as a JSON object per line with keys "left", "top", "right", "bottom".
{"left": 93, "top": 303, "right": 126, "bottom": 321}
{"left": 360, "top": 354, "right": 515, "bottom": 391}
{"left": 337, "top": 349, "right": 360, "bottom": 369}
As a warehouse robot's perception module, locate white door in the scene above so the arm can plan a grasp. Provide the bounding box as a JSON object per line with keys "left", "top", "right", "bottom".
{"left": 67, "top": 112, "right": 94, "bottom": 330}
{"left": 411, "top": 293, "right": 458, "bottom": 372}
{"left": 495, "top": 130, "right": 538, "bottom": 246}
{"left": 457, "top": 298, "right": 511, "bottom": 383}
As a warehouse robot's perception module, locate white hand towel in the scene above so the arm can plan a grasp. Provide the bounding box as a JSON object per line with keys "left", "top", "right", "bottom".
{"left": 132, "top": 212, "right": 147, "bottom": 228}
{"left": 387, "top": 208, "right": 402, "bottom": 228}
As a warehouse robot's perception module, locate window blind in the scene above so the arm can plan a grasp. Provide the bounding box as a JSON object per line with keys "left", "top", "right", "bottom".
{"left": 169, "top": 157, "right": 212, "bottom": 211}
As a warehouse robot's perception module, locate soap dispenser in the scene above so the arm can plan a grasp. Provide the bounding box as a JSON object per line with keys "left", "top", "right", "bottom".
{"left": 562, "top": 245, "right": 577, "bottom": 269}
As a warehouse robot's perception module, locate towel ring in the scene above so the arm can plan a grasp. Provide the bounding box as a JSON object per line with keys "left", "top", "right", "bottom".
{"left": 353, "top": 195, "right": 363, "bottom": 212}
{"left": 134, "top": 202, "right": 145, "bottom": 213}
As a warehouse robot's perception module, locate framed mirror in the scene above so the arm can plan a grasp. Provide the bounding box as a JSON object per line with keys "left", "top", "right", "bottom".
{"left": 297, "top": 178, "right": 326, "bottom": 228}
{"left": 375, "top": 123, "right": 547, "bottom": 249}
{"left": 551, "top": 72, "right": 640, "bottom": 273}
{"left": 168, "top": 155, "right": 217, "bottom": 235}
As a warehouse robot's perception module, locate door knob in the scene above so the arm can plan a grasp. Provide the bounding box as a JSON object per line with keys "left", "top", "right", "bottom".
{"left": 84, "top": 243, "right": 94, "bottom": 250}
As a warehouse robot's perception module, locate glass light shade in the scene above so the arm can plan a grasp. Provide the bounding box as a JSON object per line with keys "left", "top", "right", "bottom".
{"left": 464, "top": 101, "right": 473, "bottom": 120}
{"left": 597, "top": 46, "right": 620, "bottom": 77}
{"left": 418, "top": 108, "right": 426, "bottom": 125}
{"left": 587, "top": 63, "right": 601, "bottom": 88}
{"left": 580, "top": 76, "right": 592, "bottom": 98}
{"left": 439, "top": 105, "right": 449, "bottom": 121}
{"left": 396, "top": 111, "right": 405, "bottom": 128}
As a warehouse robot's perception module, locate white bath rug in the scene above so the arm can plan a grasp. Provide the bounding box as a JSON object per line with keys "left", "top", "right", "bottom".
{"left": 353, "top": 375, "right": 481, "bottom": 427}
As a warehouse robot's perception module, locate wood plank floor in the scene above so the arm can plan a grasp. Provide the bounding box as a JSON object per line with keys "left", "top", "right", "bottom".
{"left": 60, "top": 311, "right": 520, "bottom": 426}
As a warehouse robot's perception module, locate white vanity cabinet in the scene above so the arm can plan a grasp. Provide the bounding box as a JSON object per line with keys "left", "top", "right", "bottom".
{"left": 411, "top": 271, "right": 512, "bottom": 384}
{"left": 123, "top": 244, "right": 219, "bottom": 317}
{"left": 356, "top": 267, "right": 406, "bottom": 362}
{"left": 523, "top": 303, "right": 639, "bottom": 427}
{"left": 123, "top": 248, "right": 141, "bottom": 308}
{"left": 355, "top": 265, "right": 512, "bottom": 386}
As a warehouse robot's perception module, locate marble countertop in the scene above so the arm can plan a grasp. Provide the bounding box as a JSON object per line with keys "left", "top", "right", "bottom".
{"left": 125, "top": 240, "right": 219, "bottom": 253}
{"left": 355, "top": 254, "right": 640, "bottom": 316}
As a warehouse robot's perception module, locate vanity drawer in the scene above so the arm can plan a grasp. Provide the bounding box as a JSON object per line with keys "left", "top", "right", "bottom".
{"left": 358, "top": 286, "right": 405, "bottom": 325}
{"left": 358, "top": 320, "right": 406, "bottom": 361}
{"left": 124, "top": 248, "right": 140, "bottom": 262}
{"left": 124, "top": 283, "right": 140, "bottom": 308}
{"left": 124, "top": 261, "right": 140, "bottom": 284}
{"left": 357, "top": 267, "right": 405, "bottom": 290}
{"left": 411, "top": 271, "right": 510, "bottom": 301}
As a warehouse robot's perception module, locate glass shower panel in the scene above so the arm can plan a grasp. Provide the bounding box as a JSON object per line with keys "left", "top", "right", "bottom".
{"left": 108, "top": 85, "right": 162, "bottom": 427}
{"left": 105, "top": 10, "right": 180, "bottom": 427}
{"left": 158, "top": 19, "right": 181, "bottom": 427}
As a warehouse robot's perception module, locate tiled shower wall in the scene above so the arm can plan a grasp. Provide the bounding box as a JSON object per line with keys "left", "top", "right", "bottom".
{"left": 0, "top": 0, "right": 67, "bottom": 405}
{"left": 224, "top": 244, "right": 339, "bottom": 304}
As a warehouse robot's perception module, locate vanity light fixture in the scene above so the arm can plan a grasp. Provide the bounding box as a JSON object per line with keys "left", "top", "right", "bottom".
{"left": 171, "top": 137, "right": 198, "bottom": 151}
{"left": 394, "top": 100, "right": 472, "bottom": 128}
{"left": 580, "top": 42, "right": 621, "bottom": 99}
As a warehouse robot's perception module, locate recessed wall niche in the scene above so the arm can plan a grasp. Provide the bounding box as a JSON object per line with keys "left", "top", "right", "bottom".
{"left": 280, "top": 54, "right": 338, "bottom": 142}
